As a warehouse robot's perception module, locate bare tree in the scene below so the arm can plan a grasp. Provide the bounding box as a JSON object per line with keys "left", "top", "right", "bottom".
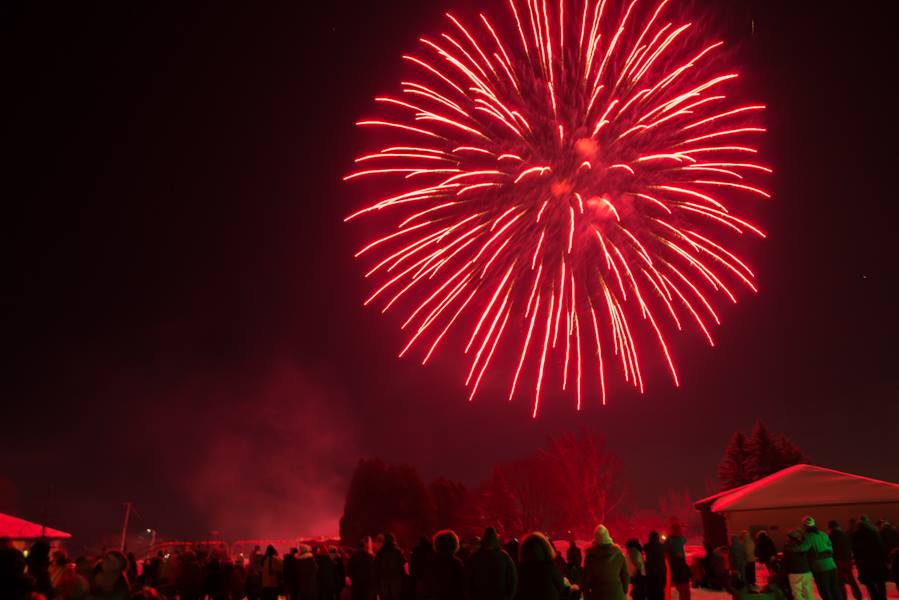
{"left": 541, "top": 431, "right": 626, "bottom": 537}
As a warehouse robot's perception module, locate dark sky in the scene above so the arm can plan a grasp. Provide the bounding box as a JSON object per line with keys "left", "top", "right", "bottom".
{"left": 3, "top": 1, "right": 897, "bottom": 547}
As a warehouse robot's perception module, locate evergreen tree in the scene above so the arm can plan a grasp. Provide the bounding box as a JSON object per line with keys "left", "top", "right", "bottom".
{"left": 746, "top": 421, "right": 783, "bottom": 481}
{"left": 718, "top": 423, "right": 810, "bottom": 490}
{"left": 775, "top": 434, "right": 809, "bottom": 467}
{"left": 717, "top": 431, "right": 751, "bottom": 490}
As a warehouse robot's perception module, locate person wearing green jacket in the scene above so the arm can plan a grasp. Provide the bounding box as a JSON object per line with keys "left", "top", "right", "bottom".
{"left": 799, "top": 516, "right": 840, "bottom": 600}
{"left": 583, "top": 525, "right": 629, "bottom": 600}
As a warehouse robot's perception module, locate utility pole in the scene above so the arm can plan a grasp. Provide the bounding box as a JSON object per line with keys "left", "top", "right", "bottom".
{"left": 120, "top": 502, "right": 132, "bottom": 552}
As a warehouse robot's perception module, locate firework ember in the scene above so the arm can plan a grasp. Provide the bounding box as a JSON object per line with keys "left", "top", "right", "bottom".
{"left": 345, "top": 0, "right": 770, "bottom": 416}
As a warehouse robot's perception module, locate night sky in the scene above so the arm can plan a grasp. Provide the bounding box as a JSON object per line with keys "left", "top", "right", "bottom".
{"left": 3, "top": 1, "right": 897, "bottom": 547}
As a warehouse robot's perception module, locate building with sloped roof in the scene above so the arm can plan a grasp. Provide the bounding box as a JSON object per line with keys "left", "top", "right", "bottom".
{"left": 694, "top": 464, "right": 899, "bottom": 547}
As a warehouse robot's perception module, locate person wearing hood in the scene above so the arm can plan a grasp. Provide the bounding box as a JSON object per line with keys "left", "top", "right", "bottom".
{"left": 583, "top": 525, "right": 629, "bottom": 600}
{"left": 516, "top": 532, "right": 574, "bottom": 600}
{"left": 347, "top": 537, "right": 374, "bottom": 600}
{"left": 799, "top": 516, "right": 839, "bottom": 600}
{"left": 644, "top": 532, "right": 667, "bottom": 600}
{"left": 465, "top": 526, "right": 517, "bottom": 600}
{"left": 625, "top": 539, "right": 646, "bottom": 600}
{"left": 427, "top": 530, "right": 464, "bottom": 600}
{"left": 373, "top": 533, "right": 405, "bottom": 600}
{"left": 829, "top": 520, "right": 862, "bottom": 600}
{"left": 666, "top": 522, "right": 692, "bottom": 600}
{"left": 852, "top": 516, "right": 888, "bottom": 600}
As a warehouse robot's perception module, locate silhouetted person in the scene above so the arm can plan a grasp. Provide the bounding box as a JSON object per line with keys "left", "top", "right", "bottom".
{"left": 230, "top": 558, "right": 248, "bottom": 600}
{"left": 143, "top": 552, "right": 163, "bottom": 589}
{"left": 567, "top": 539, "right": 584, "bottom": 589}
{"left": 260, "top": 545, "right": 283, "bottom": 600}
{"left": 348, "top": 538, "right": 374, "bottom": 600}
{"left": 427, "top": 530, "right": 463, "bottom": 600}
{"left": 296, "top": 545, "right": 318, "bottom": 600}
{"left": 625, "top": 539, "right": 646, "bottom": 600}
{"left": 852, "top": 516, "right": 888, "bottom": 600}
{"left": 465, "top": 526, "right": 517, "bottom": 600}
{"left": 741, "top": 530, "right": 756, "bottom": 590}
{"left": 284, "top": 548, "right": 300, "bottom": 600}
{"left": 729, "top": 535, "right": 747, "bottom": 587}
{"left": 829, "top": 520, "right": 862, "bottom": 600}
{"left": 409, "top": 537, "right": 434, "bottom": 599}
{"left": 25, "top": 540, "right": 55, "bottom": 599}
{"left": 374, "top": 534, "right": 405, "bottom": 600}
{"left": 755, "top": 531, "right": 777, "bottom": 572}
{"left": 315, "top": 544, "right": 337, "bottom": 600}
{"left": 0, "top": 546, "right": 37, "bottom": 600}
{"left": 246, "top": 546, "right": 264, "bottom": 600}
{"left": 329, "top": 547, "right": 345, "bottom": 600}
{"left": 126, "top": 552, "right": 138, "bottom": 587}
{"left": 583, "top": 524, "right": 628, "bottom": 600}
{"left": 644, "top": 532, "right": 667, "bottom": 600}
{"left": 667, "top": 522, "right": 692, "bottom": 600}
{"left": 550, "top": 537, "right": 568, "bottom": 583}
{"left": 204, "top": 554, "right": 229, "bottom": 600}
{"left": 516, "top": 532, "right": 573, "bottom": 600}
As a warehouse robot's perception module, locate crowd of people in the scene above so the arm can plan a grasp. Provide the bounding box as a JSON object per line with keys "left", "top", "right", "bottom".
{"left": 715, "top": 515, "right": 899, "bottom": 600}
{"left": 2, "top": 514, "right": 898, "bottom": 600}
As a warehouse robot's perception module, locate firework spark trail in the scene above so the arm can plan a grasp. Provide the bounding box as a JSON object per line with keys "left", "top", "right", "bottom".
{"left": 345, "top": 0, "right": 770, "bottom": 416}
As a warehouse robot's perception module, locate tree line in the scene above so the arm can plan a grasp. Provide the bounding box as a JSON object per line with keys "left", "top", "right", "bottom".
{"left": 339, "top": 431, "right": 624, "bottom": 547}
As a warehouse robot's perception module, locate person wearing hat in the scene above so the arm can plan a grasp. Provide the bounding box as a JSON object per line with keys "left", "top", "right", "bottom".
{"left": 583, "top": 524, "right": 629, "bottom": 600}
{"left": 799, "top": 516, "right": 840, "bottom": 600}
{"left": 783, "top": 529, "right": 813, "bottom": 600}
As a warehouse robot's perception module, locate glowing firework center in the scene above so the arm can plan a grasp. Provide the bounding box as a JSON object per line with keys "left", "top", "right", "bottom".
{"left": 346, "top": 0, "right": 770, "bottom": 416}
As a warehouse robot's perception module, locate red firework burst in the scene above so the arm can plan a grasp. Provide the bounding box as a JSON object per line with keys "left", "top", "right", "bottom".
{"left": 345, "top": 0, "right": 770, "bottom": 416}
